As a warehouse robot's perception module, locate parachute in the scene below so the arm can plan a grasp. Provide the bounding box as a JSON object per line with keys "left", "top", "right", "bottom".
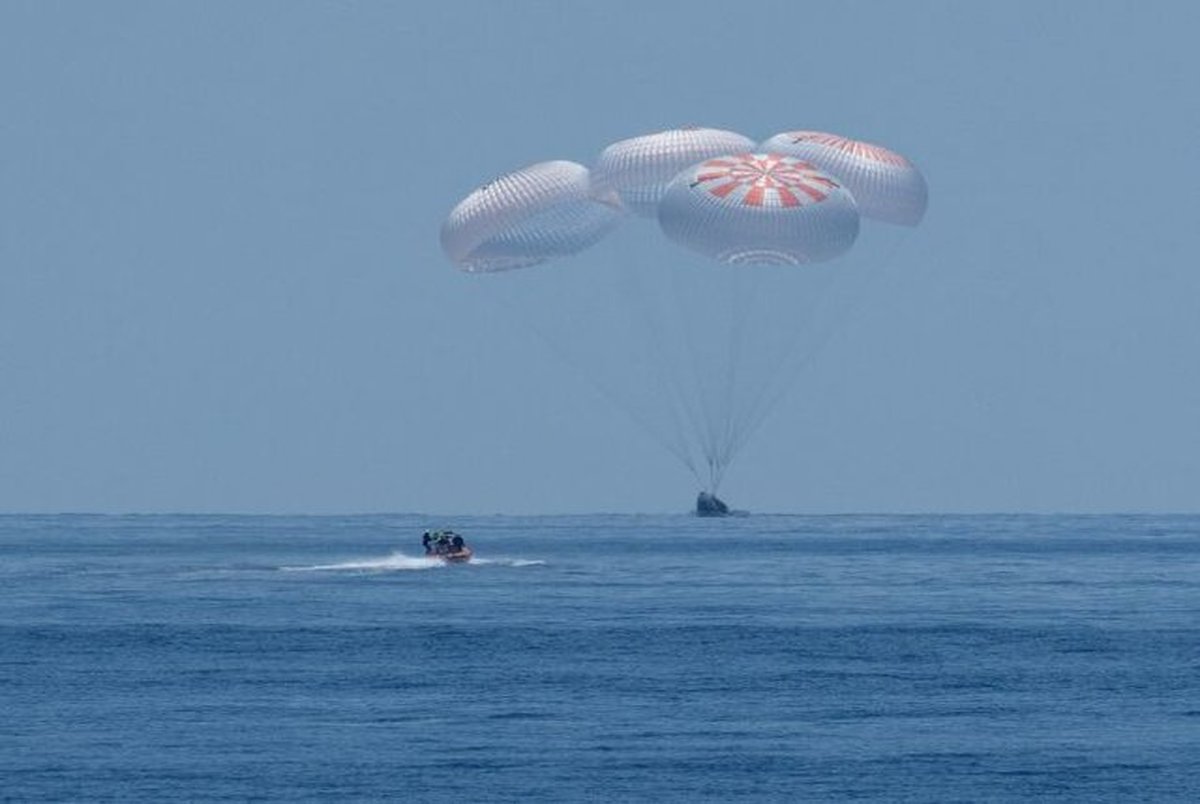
{"left": 440, "top": 160, "right": 622, "bottom": 272}
{"left": 658, "top": 153, "right": 859, "bottom": 265}
{"left": 759, "top": 131, "right": 928, "bottom": 227}
{"left": 439, "top": 128, "right": 926, "bottom": 498}
{"left": 591, "top": 127, "right": 757, "bottom": 217}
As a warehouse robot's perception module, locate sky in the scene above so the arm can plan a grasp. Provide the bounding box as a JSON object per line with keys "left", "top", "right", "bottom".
{"left": 1, "top": 0, "right": 1198, "bottom": 514}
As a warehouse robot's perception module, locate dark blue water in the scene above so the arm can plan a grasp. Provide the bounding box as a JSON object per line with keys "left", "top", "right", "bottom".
{"left": 3, "top": 514, "right": 1198, "bottom": 801}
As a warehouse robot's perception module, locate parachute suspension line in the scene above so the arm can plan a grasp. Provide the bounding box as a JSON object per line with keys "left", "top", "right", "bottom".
{"left": 654, "top": 151, "right": 863, "bottom": 492}
{"left": 668, "top": 296, "right": 720, "bottom": 488}
{"left": 724, "top": 266, "right": 842, "bottom": 469}
{"left": 653, "top": 260, "right": 722, "bottom": 488}
{"left": 715, "top": 263, "right": 761, "bottom": 486}
{"left": 712, "top": 267, "right": 746, "bottom": 489}
{"left": 609, "top": 254, "right": 707, "bottom": 485}
{"left": 481, "top": 280, "right": 703, "bottom": 487}
{"left": 667, "top": 256, "right": 728, "bottom": 492}
{"left": 442, "top": 133, "right": 927, "bottom": 500}
{"left": 692, "top": 264, "right": 829, "bottom": 493}
{"left": 725, "top": 229, "right": 913, "bottom": 466}
{"left": 699, "top": 264, "right": 756, "bottom": 493}
{"left": 712, "top": 264, "right": 739, "bottom": 491}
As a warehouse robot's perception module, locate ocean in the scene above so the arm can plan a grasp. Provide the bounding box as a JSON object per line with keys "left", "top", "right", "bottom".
{"left": 2, "top": 513, "right": 1198, "bottom": 801}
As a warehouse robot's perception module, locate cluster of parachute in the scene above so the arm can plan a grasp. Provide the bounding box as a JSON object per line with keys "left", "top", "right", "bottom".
{"left": 441, "top": 127, "right": 925, "bottom": 272}
{"left": 440, "top": 127, "right": 927, "bottom": 494}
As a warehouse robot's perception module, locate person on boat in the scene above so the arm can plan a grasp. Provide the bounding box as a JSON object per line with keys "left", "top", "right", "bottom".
{"left": 450, "top": 533, "right": 465, "bottom": 553}
{"left": 424, "top": 530, "right": 448, "bottom": 555}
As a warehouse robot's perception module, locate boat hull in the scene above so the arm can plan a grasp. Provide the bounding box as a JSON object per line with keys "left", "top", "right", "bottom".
{"left": 438, "top": 547, "right": 473, "bottom": 564}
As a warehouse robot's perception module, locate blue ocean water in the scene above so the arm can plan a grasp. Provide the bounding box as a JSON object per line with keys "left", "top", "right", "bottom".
{"left": 2, "top": 513, "right": 1198, "bottom": 801}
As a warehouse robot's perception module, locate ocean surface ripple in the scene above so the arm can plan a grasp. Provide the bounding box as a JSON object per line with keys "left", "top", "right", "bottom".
{"left": 2, "top": 513, "right": 1198, "bottom": 801}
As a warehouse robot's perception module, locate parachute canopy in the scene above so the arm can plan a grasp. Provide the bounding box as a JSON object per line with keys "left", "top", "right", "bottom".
{"left": 591, "top": 127, "right": 757, "bottom": 218}
{"left": 657, "top": 153, "right": 860, "bottom": 265}
{"left": 440, "top": 160, "right": 622, "bottom": 272}
{"left": 438, "top": 126, "right": 926, "bottom": 496}
{"left": 759, "top": 131, "right": 927, "bottom": 226}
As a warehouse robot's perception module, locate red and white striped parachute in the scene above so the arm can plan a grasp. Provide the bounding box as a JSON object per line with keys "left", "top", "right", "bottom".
{"left": 657, "top": 153, "right": 859, "bottom": 265}
{"left": 437, "top": 126, "right": 926, "bottom": 496}
{"left": 759, "top": 131, "right": 927, "bottom": 226}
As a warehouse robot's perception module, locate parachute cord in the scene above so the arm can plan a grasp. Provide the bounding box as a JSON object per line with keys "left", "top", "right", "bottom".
{"left": 650, "top": 262, "right": 715, "bottom": 480}
{"left": 611, "top": 254, "right": 704, "bottom": 477}
{"left": 718, "top": 263, "right": 760, "bottom": 477}
{"left": 714, "top": 265, "right": 739, "bottom": 485}
{"left": 480, "top": 278, "right": 703, "bottom": 485}
{"left": 723, "top": 230, "right": 913, "bottom": 466}
{"left": 698, "top": 262, "right": 756, "bottom": 494}
{"left": 614, "top": 248, "right": 715, "bottom": 482}
{"left": 668, "top": 257, "right": 723, "bottom": 480}
{"left": 722, "top": 266, "right": 839, "bottom": 465}
{"left": 689, "top": 265, "right": 835, "bottom": 491}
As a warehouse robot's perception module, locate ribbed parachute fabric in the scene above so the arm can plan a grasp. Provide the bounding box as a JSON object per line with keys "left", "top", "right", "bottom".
{"left": 441, "top": 129, "right": 926, "bottom": 496}
{"left": 657, "top": 154, "right": 860, "bottom": 266}
{"left": 591, "top": 127, "right": 757, "bottom": 218}
{"left": 637, "top": 152, "right": 858, "bottom": 489}
{"left": 760, "top": 131, "right": 928, "bottom": 227}
{"left": 440, "top": 160, "right": 622, "bottom": 272}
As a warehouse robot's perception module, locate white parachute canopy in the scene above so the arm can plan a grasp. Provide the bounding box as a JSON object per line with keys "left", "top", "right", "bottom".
{"left": 440, "top": 160, "right": 622, "bottom": 272}
{"left": 759, "top": 131, "right": 928, "bottom": 226}
{"left": 439, "top": 128, "right": 926, "bottom": 497}
{"left": 637, "top": 153, "right": 862, "bottom": 489}
{"left": 591, "top": 127, "right": 757, "bottom": 217}
{"left": 657, "top": 153, "right": 859, "bottom": 265}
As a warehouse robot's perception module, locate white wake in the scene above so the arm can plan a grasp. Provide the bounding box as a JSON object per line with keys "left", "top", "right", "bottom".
{"left": 280, "top": 552, "right": 546, "bottom": 572}
{"left": 281, "top": 551, "right": 443, "bottom": 572}
{"left": 471, "top": 558, "right": 546, "bottom": 568}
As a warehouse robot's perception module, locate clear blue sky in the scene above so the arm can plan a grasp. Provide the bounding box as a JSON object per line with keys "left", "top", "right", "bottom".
{"left": 2, "top": 1, "right": 1198, "bottom": 514}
